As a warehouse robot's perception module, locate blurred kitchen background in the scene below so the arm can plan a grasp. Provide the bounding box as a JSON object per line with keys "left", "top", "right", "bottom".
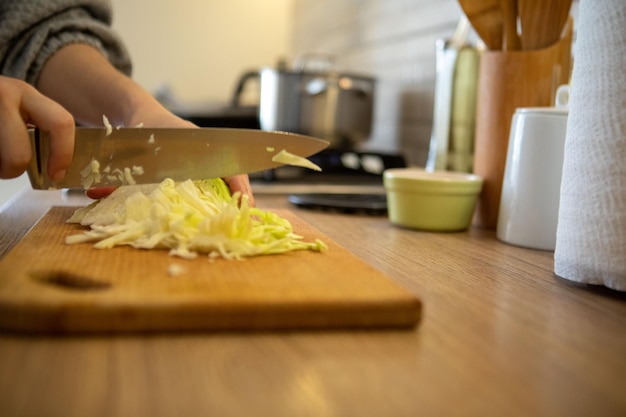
{"left": 0, "top": 0, "right": 578, "bottom": 206}
{"left": 114, "top": 0, "right": 464, "bottom": 167}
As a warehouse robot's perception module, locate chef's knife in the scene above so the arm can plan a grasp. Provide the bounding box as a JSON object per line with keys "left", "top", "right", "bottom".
{"left": 27, "top": 127, "right": 329, "bottom": 189}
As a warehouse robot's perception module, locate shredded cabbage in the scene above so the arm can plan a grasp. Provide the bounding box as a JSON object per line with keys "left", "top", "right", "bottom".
{"left": 66, "top": 178, "right": 327, "bottom": 260}
{"left": 272, "top": 149, "right": 321, "bottom": 171}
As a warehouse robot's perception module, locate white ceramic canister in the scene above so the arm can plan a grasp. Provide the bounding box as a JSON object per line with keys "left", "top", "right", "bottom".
{"left": 497, "top": 107, "right": 568, "bottom": 250}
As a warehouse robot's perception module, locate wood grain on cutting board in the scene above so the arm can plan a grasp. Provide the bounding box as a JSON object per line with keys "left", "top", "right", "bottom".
{"left": 0, "top": 207, "right": 421, "bottom": 333}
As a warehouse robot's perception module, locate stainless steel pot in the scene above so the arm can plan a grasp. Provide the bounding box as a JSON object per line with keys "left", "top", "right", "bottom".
{"left": 232, "top": 56, "right": 375, "bottom": 149}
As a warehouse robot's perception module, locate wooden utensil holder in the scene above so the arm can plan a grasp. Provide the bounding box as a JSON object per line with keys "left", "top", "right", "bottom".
{"left": 472, "top": 18, "right": 573, "bottom": 229}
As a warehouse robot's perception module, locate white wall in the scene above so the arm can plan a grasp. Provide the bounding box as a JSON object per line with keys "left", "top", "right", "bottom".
{"left": 110, "top": 0, "right": 294, "bottom": 107}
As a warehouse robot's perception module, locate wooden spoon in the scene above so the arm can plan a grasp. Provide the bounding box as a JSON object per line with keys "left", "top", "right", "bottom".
{"left": 458, "top": 0, "right": 504, "bottom": 50}
{"left": 500, "top": 0, "right": 521, "bottom": 50}
{"left": 518, "top": 0, "right": 573, "bottom": 50}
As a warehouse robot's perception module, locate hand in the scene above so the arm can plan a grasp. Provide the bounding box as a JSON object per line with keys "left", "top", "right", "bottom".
{"left": 0, "top": 76, "right": 74, "bottom": 180}
{"left": 35, "top": 44, "right": 255, "bottom": 204}
{"left": 224, "top": 175, "right": 255, "bottom": 207}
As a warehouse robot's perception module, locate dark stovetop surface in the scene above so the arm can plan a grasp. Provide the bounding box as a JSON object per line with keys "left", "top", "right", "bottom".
{"left": 251, "top": 149, "right": 406, "bottom": 182}
{"left": 178, "top": 106, "right": 260, "bottom": 130}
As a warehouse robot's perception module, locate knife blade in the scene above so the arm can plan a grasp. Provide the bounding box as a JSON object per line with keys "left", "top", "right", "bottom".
{"left": 27, "top": 127, "right": 329, "bottom": 189}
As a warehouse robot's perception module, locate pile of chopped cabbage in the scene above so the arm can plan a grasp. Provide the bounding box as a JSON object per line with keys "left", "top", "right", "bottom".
{"left": 66, "top": 178, "right": 327, "bottom": 260}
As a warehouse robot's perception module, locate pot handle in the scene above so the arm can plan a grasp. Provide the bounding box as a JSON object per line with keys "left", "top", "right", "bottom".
{"left": 230, "top": 70, "right": 260, "bottom": 108}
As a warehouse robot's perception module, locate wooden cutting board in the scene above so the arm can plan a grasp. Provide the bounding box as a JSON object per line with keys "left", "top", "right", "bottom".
{"left": 0, "top": 207, "right": 421, "bottom": 334}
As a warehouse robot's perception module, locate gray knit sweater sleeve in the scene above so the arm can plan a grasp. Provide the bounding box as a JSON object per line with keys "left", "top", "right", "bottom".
{"left": 0, "top": 0, "right": 132, "bottom": 84}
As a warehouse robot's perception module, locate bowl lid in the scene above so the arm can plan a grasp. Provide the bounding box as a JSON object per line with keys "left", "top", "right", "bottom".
{"left": 383, "top": 168, "right": 483, "bottom": 194}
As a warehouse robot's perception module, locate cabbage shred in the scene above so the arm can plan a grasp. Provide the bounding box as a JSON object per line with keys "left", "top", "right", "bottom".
{"left": 66, "top": 178, "right": 327, "bottom": 259}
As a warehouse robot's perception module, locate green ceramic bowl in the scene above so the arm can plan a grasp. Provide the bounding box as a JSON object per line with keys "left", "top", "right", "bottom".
{"left": 383, "top": 168, "right": 483, "bottom": 231}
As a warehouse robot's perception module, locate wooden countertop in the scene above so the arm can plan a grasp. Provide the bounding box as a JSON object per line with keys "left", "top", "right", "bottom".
{"left": 1, "top": 189, "right": 625, "bottom": 417}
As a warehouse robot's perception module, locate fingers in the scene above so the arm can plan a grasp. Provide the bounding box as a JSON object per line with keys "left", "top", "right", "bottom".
{"left": 0, "top": 79, "right": 33, "bottom": 178}
{"left": 0, "top": 77, "right": 74, "bottom": 180}
{"left": 224, "top": 174, "right": 255, "bottom": 207}
{"left": 86, "top": 186, "right": 117, "bottom": 200}
{"left": 20, "top": 84, "right": 75, "bottom": 182}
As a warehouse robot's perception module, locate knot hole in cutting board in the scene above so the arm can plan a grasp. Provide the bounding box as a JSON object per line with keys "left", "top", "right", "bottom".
{"left": 31, "top": 270, "right": 112, "bottom": 292}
